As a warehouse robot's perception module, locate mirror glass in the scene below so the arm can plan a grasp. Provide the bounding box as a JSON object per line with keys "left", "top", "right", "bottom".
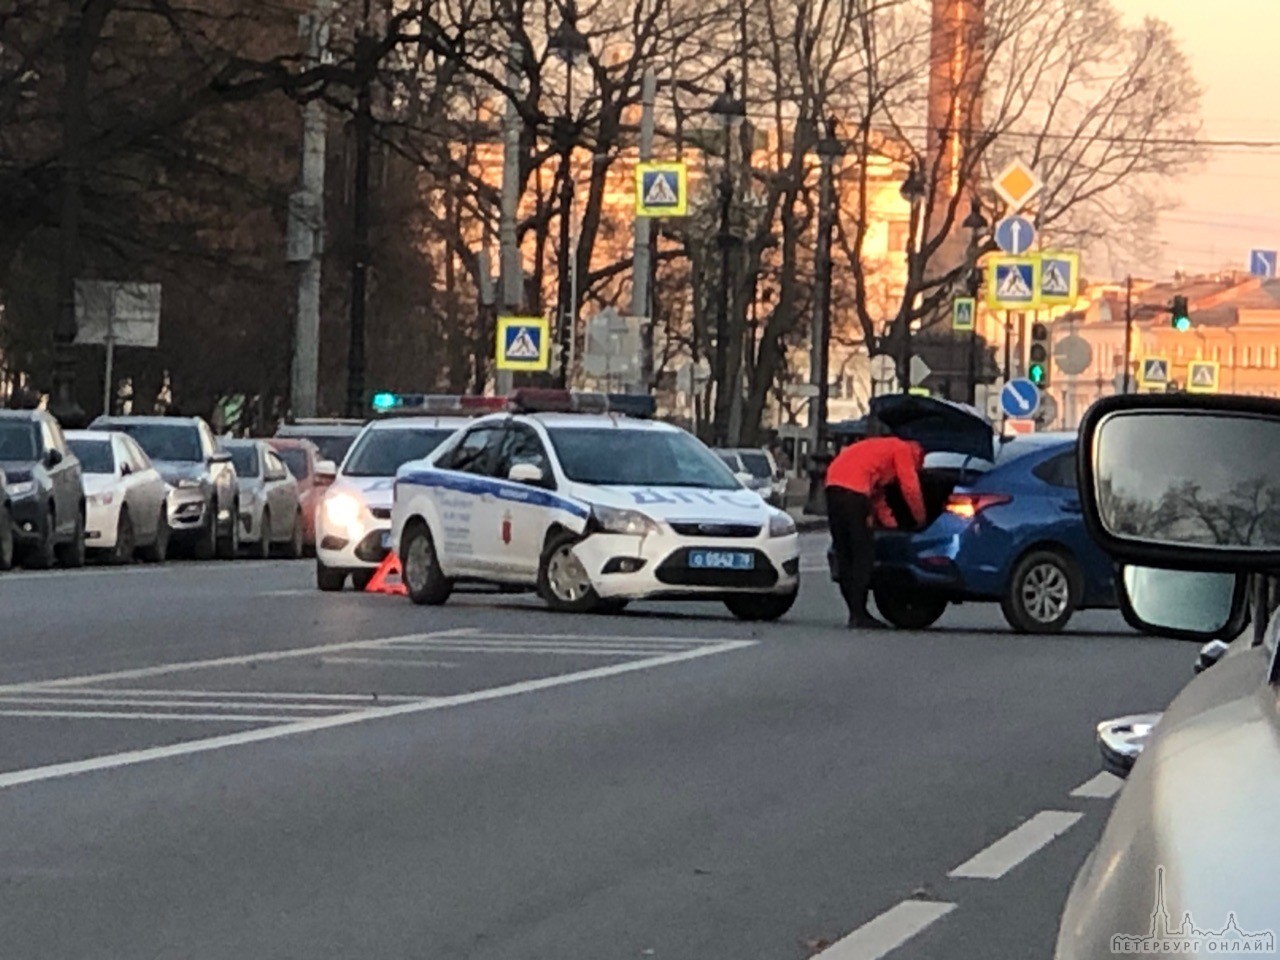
{"left": 1123, "top": 565, "right": 1238, "bottom": 635}
{"left": 1096, "top": 411, "right": 1280, "bottom": 550}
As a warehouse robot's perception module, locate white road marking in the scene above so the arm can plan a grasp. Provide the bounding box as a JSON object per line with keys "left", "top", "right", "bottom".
{"left": 402, "top": 633, "right": 714, "bottom": 646}
{"left": 256, "top": 588, "right": 318, "bottom": 598}
{"left": 369, "top": 645, "right": 683, "bottom": 657}
{"left": 0, "top": 629, "right": 480, "bottom": 694}
{"left": 0, "top": 560, "right": 284, "bottom": 584}
{"left": 0, "top": 710, "right": 297, "bottom": 723}
{"left": 0, "top": 696, "right": 351, "bottom": 713}
{"left": 0, "top": 640, "right": 756, "bottom": 791}
{"left": 44, "top": 687, "right": 420, "bottom": 702}
{"left": 948, "top": 810, "right": 1084, "bottom": 880}
{"left": 819, "top": 900, "right": 957, "bottom": 959}
{"left": 1070, "top": 772, "right": 1123, "bottom": 799}
{"left": 320, "top": 657, "right": 459, "bottom": 669}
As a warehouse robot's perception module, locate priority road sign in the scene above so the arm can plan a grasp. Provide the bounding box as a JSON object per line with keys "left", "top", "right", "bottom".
{"left": 1187, "top": 359, "right": 1220, "bottom": 393}
{"left": 1251, "top": 249, "right": 1277, "bottom": 278}
{"left": 1038, "top": 251, "right": 1079, "bottom": 305}
{"left": 635, "top": 162, "right": 688, "bottom": 217}
{"left": 952, "top": 297, "right": 976, "bottom": 331}
{"left": 986, "top": 256, "right": 1041, "bottom": 310}
{"left": 994, "top": 216, "right": 1036, "bottom": 256}
{"left": 1001, "top": 378, "right": 1041, "bottom": 419}
{"left": 1138, "top": 357, "right": 1170, "bottom": 387}
{"left": 993, "top": 160, "right": 1043, "bottom": 212}
{"left": 496, "top": 315, "right": 550, "bottom": 371}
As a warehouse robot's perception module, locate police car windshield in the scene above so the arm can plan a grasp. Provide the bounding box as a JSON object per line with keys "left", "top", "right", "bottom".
{"left": 343, "top": 427, "right": 453, "bottom": 478}
{"left": 548, "top": 427, "right": 740, "bottom": 489}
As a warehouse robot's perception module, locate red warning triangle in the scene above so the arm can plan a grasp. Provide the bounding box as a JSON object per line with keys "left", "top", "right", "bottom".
{"left": 365, "top": 551, "right": 407, "bottom": 596}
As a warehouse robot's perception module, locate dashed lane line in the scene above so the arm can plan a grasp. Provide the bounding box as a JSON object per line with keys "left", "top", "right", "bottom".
{"left": 947, "top": 810, "right": 1084, "bottom": 880}
{"left": 818, "top": 900, "right": 957, "bottom": 960}
{"left": 1069, "top": 772, "right": 1123, "bottom": 799}
{"left": 0, "top": 710, "right": 299, "bottom": 723}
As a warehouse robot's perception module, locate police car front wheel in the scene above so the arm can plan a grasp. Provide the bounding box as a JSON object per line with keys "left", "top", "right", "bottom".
{"left": 538, "top": 532, "right": 603, "bottom": 613}
{"left": 402, "top": 521, "right": 452, "bottom": 606}
{"left": 724, "top": 590, "right": 797, "bottom": 622}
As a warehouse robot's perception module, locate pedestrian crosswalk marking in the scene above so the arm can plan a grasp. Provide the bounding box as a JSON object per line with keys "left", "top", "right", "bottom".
{"left": 505, "top": 326, "right": 540, "bottom": 360}
{"left": 1192, "top": 364, "right": 1214, "bottom": 386}
{"left": 643, "top": 171, "right": 679, "bottom": 206}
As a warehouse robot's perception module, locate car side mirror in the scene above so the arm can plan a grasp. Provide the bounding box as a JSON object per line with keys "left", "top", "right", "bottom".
{"left": 508, "top": 462, "right": 545, "bottom": 486}
{"left": 209, "top": 451, "right": 232, "bottom": 465}
{"left": 314, "top": 460, "right": 337, "bottom": 486}
{"left": 1194, "top": 639, "right": 1230, "bottom": 674}
{"left": 735, "top": 471, "right": 754, "bottom": 487}
{"left": 45, "top": 448, "right": 63, "bottom": 468}
{"left": 120, "top": 463, "right": 132, "bottom": 477}
{"left": 1080, "top": 394, "right": 1280, "bottom": 570}
{"left": 1097, "top": 713, "right": 1161, "bottom": 780}
{"left": 1119, "top": 565, "right": 1249, "bottom": 641}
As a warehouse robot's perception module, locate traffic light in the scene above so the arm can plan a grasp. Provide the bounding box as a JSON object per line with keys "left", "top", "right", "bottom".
{"left": 1028, "top": 321, "right": 1051, "bottom": 386}
{"left": 1171, "top": 295, "right": 1191, "bottom": 332}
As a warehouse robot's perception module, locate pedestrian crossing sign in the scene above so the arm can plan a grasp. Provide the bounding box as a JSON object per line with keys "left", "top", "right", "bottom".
{"left": 952, "top": 297, "right": 976, "bottom": 332}
{"left": 635, "top": 162, "right": 688, "bottom": 217}
{"left": 1038, "top": 251, "right": 1079, "bottom": 305}
{"left": 1138, "top": 357, "right": 1170, "bottom": 387}
{"left": 496, "top": 315, "right": 550, "bottom": 372}
{"left": 1187, "top": 359, "right": 1220, "bottom": 394}
{"left": 986, "top": 256, "right": 1041, "bottom": 310}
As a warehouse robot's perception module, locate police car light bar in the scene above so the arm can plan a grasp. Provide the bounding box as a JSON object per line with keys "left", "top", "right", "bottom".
{"left": 370, "top": 393, "right": 509, "bottom": 416}
{"left": 508, "top": 389, "right": 656, "bottom": 419}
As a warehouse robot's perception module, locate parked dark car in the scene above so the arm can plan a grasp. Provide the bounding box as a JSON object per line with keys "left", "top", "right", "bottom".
{"left": 0, "top": 409, "right": 86, "bottom": 568}
{"left": 91, "top": 416, "right": 239, "bottom": 560}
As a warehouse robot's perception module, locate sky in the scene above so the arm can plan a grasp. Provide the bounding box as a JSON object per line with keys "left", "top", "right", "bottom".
{"left": 1119, "top": 0, "right": 1280, "bottom": 280}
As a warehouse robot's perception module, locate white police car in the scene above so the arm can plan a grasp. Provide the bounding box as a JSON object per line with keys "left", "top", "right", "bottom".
{"left": 315, "top": 396, "right": 505, "bottom": 591}
{"left": 390, "top": 391, "right": 800, "bottom": 620}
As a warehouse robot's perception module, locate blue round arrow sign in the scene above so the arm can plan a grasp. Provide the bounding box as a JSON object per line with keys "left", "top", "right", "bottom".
{"left": 994, "top": 216, "right": 1036, "bottom": 256}
{"left": 1001, "top": 378, "right": 1041, "bottom": 418}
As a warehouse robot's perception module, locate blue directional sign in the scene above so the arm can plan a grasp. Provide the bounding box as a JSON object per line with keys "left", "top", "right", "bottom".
{"left": 1250, "top": 249, "right": 1277, "bottom": 278}
{"left": 1001, "top": 378, "right": 1041, "bottom": 419}
{"left": 994, "top": 215, "right": 1036, "bottom": 256}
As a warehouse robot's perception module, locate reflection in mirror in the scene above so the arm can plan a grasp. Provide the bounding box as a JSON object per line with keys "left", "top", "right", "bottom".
{"left": 1123, "top": 566, "right": 1237, "bottom": 636}
{"left": 1096, "top": 411, "right": 1280, "bottom": 550}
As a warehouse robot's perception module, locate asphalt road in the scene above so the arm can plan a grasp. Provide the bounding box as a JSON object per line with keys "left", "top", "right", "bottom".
{"left": 0, "top": 533, "right": 1199, "bottom": 960}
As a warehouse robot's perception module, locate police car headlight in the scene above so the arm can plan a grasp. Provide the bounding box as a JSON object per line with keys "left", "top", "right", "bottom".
{"left": 7, "top": 480, "right": 36, "bottom": 497}
{"left": 768, "top": 511, "right": 796, "bottom": 538}
{"left": 592, "top": 504, "right": 659, "bottom": 536}
{"left": 324, "top": 492, "right": 363, "bottom": 529}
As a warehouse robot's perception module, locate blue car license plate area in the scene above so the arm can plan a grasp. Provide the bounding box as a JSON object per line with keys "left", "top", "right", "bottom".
{"left": 688, "top": 549, "right": 755, "bottom": 571}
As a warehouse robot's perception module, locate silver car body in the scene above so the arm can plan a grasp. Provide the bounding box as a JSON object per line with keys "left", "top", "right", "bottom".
{"left": 1055, "top": 627, "right": 1280, "bottom": 957}
{"left": 224, "top": 439, "right": 300, "bottom": 548}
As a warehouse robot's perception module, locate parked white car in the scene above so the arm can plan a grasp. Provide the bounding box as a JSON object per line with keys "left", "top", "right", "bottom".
{"left": 66, "top": 429, "right": 170, "bottom": 563}
{"left": 223, "top": 439, "right": 304, "bottom": 559}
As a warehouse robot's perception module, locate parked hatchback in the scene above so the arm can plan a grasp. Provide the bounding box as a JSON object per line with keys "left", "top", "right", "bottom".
{"left": 0, "top": 409, "right": 85, "bottom": 568}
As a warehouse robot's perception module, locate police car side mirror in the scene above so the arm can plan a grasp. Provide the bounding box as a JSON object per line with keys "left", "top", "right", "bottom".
{"left": 734, "top": 471, "right": 754, "bottom": 487}
{"left": 315, "top": 460, "right": 337, "bottom": 487}
{"left": 508, "top": 462, "right": 545, "bottom": 486}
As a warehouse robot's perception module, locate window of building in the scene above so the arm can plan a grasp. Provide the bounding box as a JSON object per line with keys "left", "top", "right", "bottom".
{"left": 1271, "top": 345, "right": 1278, "bottom": 368}
{"left": 1212, "top": 346, "right": 1222, "bottom": 363}
{"left": 887, "top": 221, "right": 910, "bottom": 255}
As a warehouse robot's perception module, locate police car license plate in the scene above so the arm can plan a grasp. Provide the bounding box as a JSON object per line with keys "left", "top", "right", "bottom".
{"left": 688, "top": 550, "right": 754, "bottom": 571}
{"left": 380, "top": 530, "right": 392, "bottom": 549}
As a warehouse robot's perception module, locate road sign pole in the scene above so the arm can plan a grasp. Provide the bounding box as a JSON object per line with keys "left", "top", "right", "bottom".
{"left": 102, "top": 292, "right": 116, "bottom": 417}
{"left": 1123, "top": 275, "right": 1133, "bottom": 394}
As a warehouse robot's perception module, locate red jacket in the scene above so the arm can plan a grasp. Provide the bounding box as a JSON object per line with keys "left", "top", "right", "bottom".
{"left": 826, "top": 437, "right": 926, "bottom": 529}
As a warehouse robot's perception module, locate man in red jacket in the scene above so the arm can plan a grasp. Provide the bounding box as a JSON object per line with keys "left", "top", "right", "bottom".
{"left": 826, "top": 418, "right": 926, "bottom": 628}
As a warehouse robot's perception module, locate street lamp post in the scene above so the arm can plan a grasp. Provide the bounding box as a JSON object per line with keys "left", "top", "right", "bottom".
{"left": 811, "top": 116, "right": 843, "bottom": 457}
{"left": 549, "top": 3, "right": 590, "bottom": 388}
{"left": 709, "top": 72, "right": 745, "bottom": 446}
{"left": 898, "top": 159, "right": 927, "bottom": 393}
{"left": 962, "top": 199, "right": 988, "bottom": 405}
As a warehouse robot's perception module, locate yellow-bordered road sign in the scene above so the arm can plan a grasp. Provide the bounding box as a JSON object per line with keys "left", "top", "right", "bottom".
{"left": 496, "top": 315, "right": 550, "bottom": 372}
{"left": 635, "top": 162, "right": 688, "bottom": 217}
{"left": 952, "top": 297, "right": 976, "bottom": 331}
{"left": 1187, "top": 359, "right": 1220, "bottom": 393}
{"left": 986, "top": 256, "right": 1041, "bottom": 310}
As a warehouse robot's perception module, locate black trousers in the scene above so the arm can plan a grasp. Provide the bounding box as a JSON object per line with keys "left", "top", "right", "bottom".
{"left": 828, "top": 486, "right": 874, "bottom": 620}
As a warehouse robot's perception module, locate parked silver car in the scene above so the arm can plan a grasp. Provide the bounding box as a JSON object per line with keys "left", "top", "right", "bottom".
{"left": 1056, "top": 393, "right": 1280, "bottom": 958}
{"left": 224, "top": 439, "right": 303, "bottom": 559}
{"left": 714, "top": 447, "right": 786, "bottom": 506}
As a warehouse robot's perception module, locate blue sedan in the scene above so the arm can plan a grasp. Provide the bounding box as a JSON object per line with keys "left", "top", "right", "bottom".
{"left": 859, "top": 433, "right": 1118, "bottom": 632}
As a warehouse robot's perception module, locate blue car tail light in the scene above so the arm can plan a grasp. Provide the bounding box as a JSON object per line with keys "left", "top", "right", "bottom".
{"left": 944, "top": 493, "right": 1012, "bottom": 520}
